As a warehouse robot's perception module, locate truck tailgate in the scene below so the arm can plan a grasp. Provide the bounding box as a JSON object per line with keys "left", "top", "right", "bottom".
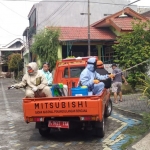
{"left": 23, "top": 95, "right": 105, "bottom": 120}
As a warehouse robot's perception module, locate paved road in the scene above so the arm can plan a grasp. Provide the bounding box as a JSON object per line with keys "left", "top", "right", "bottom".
{"left": 0, "top": 79, "right": 140, "bottom": 150}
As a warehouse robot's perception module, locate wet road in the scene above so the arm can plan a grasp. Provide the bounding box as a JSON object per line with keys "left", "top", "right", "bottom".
{"left": 0, "top": 79, "right": 140, "bottom": 150}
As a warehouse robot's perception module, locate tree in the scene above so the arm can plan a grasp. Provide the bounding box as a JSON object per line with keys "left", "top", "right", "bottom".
{"left": 1, "top": 51, "right": 13, "bottom": 64}
{"left": 113, "top": 20, "right": 150, "bottom": 89}
{"left": 8, "top": 53, "right": 23, "bottom": 78}
{"left": 30, "top": 28, "right": 60, "bottom": 69}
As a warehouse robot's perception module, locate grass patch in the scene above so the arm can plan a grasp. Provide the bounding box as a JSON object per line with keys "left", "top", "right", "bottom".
{"left": 121, "top": 138, "right": 134, "bottom": 150}
{"left": 120, "top": 113, "right": 150, "bottom": 150}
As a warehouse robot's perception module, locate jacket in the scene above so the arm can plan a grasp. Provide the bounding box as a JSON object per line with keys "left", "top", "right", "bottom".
{"left": 40, "top": 69, "right": 53, "bottom": 86}
{"left": 96, "top": 68, "right": 111, "bottom": 89}
{"left": 80, "top": 57, "right": 109, "bottom": 89}
{"left": 14, "top": 62, "right": 48, "bottom": 90}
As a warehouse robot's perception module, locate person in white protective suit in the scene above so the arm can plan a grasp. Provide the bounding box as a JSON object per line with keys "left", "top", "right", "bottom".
{"left": 79, "top": 57, "right": 114, "bottom": 95}
{"left": 11, "top": 62, "right": 52, "bottom": 98}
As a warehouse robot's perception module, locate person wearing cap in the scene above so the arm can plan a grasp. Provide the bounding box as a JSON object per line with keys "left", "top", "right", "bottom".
{"left": 79, "top": 57, "right": 114, "bottom": 95}
{"left": 96, "top": 60, "right": 112, "bottom": 99}
{"left": 111, "top": 63, "right": 128, "bottom": 103}
{"left": 96, "top": 60, "right": 111, "bottom": 89}
{"left": 10, "top": 62, "right": 52, "bottom": 98}
{"left": 40, "top": 62, "right": 53, "bottom": 86}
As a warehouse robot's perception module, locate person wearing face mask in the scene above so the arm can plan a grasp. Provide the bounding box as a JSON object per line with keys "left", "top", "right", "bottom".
{"left": 10, "top": 62, "right": 52, "bottom": 98}
{"left": 79, "top": 57, "right": 114, "bottom": 95}
{"left": 40, "top": 62, "right": 53, "bottom": 86}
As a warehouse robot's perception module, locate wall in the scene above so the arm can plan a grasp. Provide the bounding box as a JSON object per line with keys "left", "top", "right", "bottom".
{"left": 0, "top": 65, "right": 2, "bottom": 76}
{"left": 23, "top": 53, "right": 29, "bottom": 73}
{"left": 35, "top": 0, "right": 137, "bottom": 31}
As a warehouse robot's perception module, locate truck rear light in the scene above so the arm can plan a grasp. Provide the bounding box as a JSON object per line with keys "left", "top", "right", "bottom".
{"left": 80, "top": 116, "right": 97, "bottom": 121}
{"left": 29, "top": 117, "right": 44, "bottom": 122}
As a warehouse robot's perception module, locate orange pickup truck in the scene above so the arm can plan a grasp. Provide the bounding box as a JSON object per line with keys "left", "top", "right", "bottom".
{"left": 23, "top": 57, "right": 112, "bottom": 138}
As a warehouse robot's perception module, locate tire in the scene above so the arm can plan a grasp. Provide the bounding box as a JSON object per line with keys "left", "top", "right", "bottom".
{"left": 95, "top": 119, "right": 105, "bottom": 138}
{"left": 39, "top": 128, "right": 50, "bottom": 137}
{"left": 104, "top": 99, "right": 112, "bottom": 118}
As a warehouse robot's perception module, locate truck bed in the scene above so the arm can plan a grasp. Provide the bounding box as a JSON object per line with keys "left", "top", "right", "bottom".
{"left": 23, "top": 91, "right": 106, "bottom": 122}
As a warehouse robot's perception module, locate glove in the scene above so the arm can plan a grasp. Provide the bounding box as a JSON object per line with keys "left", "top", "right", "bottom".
{"left": 93, "top": 80, "right": 100, "bottom": 84}
{"left": 108, "top": 74, "right": 115, "bottom": 79}
{"left": 32, "top": 87, "right": 38, "bottom": 92}
{"left": 10, "top": 85, "right": 15, "bottom": 88}
{"left": 8, "top": 85, "right": 15, "bottom": 89}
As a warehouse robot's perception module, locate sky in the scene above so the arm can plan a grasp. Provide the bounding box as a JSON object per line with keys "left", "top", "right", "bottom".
{"left": 0, "top": 0, "right": 150, "bottom": 45}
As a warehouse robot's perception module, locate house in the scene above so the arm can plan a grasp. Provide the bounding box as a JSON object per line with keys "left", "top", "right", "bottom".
{"left": 23, "top": 0, "right": 137, "bottom": 64}
{"left": 91, "top": 7, "right": 148, "bottom": 62}
{"left": 53, "top": 7, "right": 148, "bottom": 63}
{"left": 24, "top": 5, "right": 149, "bottom": 70}
{"left": 28, "top": 0, "right": 136, "bottom": 31}
{"left": 0, "top": 38, "right": 24, "bottom": 77}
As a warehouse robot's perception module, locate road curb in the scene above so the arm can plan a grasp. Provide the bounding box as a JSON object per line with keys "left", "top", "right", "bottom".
{"left": 113, "top": 106, "right": 143, "bottom": 120}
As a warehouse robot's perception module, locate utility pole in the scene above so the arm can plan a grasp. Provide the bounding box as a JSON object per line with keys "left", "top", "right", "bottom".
{"left": 81, "top": 0, "right": 91, "bottom": 56}
{"left": 88, "top": 0, "right": 90, "bottom": 56}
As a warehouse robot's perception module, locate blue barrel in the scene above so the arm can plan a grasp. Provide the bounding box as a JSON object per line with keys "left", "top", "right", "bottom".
{"left": 71, "top": 87, "right": 88, "bottom": 96}
{"left": 50, "top": 87, "right": 54, "bottom": 97}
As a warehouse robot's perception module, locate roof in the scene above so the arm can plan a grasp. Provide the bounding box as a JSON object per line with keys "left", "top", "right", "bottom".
{"left": 110, "top": 17, "right": 139, "bottom": 31}
{"left": 146, "top": 17, "right": 150, "bottom": 20}
{"left": 92, "top": 7, "right": 148, "bottom": 31}
{"left": 0, "top": 47, "right": 24, "bottom": 51}
{"left": 3, "top": 38, "right": 23, "bottom": 48}
{"left": 141, "top": 9, "right": 150, "bottom": 17}
{"left": 58, "top": 27, "right": 116, "bottom": 42}
{"left": 0, "top": 38, "right": 24, "bottom": 52}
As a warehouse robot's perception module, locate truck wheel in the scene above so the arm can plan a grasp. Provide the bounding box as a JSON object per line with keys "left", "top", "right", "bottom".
{"left": 104, "top": 99, "right": 112, "bottom": 118}
{"left": 95, "top": 119, "right": 105, "bottom": 138}
{"left": 39, "top": 128, "right": 50, "bottom": 137}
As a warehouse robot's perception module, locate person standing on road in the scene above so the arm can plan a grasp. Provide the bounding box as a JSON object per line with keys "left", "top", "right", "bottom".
{"left": 10, "top": 62, "right": 52, "bottom": 98}
{"left": 111, "top": 63, "right": 128, "bottom": 103}
{"left": 40, "top": 62, "right": 53, "bottom": 86}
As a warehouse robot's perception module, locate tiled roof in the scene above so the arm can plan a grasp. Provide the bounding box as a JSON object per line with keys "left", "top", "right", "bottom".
{"left": 111, "top": 17, "right": 135, "bottom": 31}
{"left": 59, "top": 27, "right": 116, "bottom": 41}
{"left": 146, "top": 17, "right": 150, "bottom": 20}
{"left": 91, "top": 7, "right": 148, "bottom": 31}
{"left": 111, "top": 17, "right": 146, "bottom": 31}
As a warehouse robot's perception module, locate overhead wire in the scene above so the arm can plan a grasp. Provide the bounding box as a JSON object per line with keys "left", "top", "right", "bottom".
{"left": 54, "top": 0, "right": 75, "bottom": 47}
{"left": 80, "top": 0, "right": 86, "bottom": 27}
{"left": 49, "top": 0, "right": 75, "bottom": 26}
{"left": 37, "top": 0, "right": 70, "bottom": 28}
{"left": 0, "top": 1, "right": 27, "bottom": 19}
{"left": 0, "top": 25, "right": 22, "bottom": 36}
{"left": 0, "top": 0, "right": 133, "bottom": 6}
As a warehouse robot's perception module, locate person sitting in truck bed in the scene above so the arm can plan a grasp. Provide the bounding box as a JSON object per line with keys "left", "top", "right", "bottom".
{"left": 79, "top": 57, "right": 114, "bottom": 95}
{"left": 40, "top": 62, "right": 53, "bottom": 86}
{"left": 96, "top": 60, "right": 111, "bottom": 100}
{"left": 11, "top": 62, "right": 52, "bottom": 98}
{"left": 96, "top": 60, "right": 111, "bottom": 89}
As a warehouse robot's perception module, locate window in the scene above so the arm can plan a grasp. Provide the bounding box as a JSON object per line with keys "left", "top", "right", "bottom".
{"left": 102, "top": 46, "right": 114, "bottom": 64}
{"left": 2, "top": 65, "right": 8, "bottom": 72}
{"left": 63, "top": 67, "right": 85, "bottom": 78}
